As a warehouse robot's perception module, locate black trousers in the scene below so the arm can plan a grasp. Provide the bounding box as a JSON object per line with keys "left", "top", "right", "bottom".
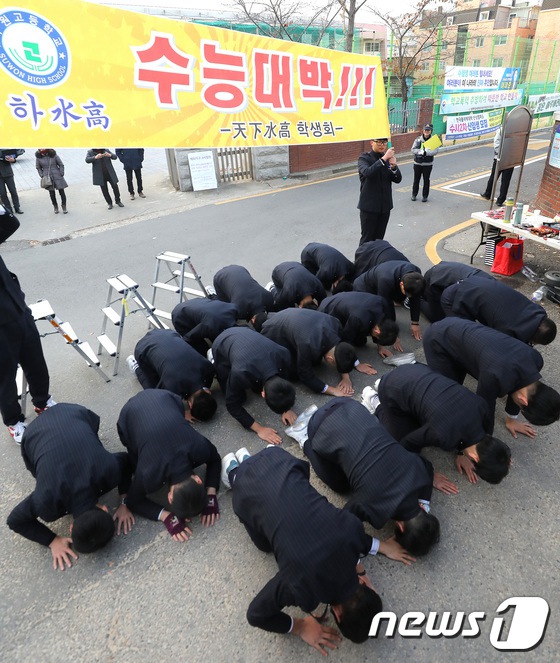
{"left": 125, "top": 168, "right": 143, "bottom": 194}
{"left": 412, "top": 164, "right": 432, "bottom": 199}
{"left": 48, "top": 189, "right": 67, "bottom": 206}
{"left": 303, "top": 439, "right": 351, "bottom": 494}
{"left": 0, "top": 313, "right": 50, "bottom": 426}
{"left": 99, "top": 176, "right": 121, "bottom": 205}
{"left": 483, "top": 160, "right": 514, "bottom": 204}
{"left": 0, "top": 175, "right": 20, "bottom": 212}
{"left": 132, "top": 352, "right": 159, "bottom": 390}
{"left": 359, "top": 211, "right": 391, "bottom": 244}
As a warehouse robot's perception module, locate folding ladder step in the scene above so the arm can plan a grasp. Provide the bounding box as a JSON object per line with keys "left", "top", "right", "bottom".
{"left": 59, "top": 322, "right": 78, "bottom": 342}
{"left": 97, "top": 334, "right": 117, "bottom": 356}
{"left": 154, "top": 308, "right": 172, "bottom": 320}
{"left": 107, "top": 277, "right": 128, "bottom": 293}
{"left": 102, "top": 307, "right": 122, "bottom": 325}
{"left": 156, "top": 251, "right": 190, "bottom": 263}
{"left": 172, "top": 270, "right": 197, "bottom": 280}
{"left": 147, "top": 315, "right": 169, "bottom": 329}
{"left": 133, "top": 296, "right": 155, "bottom": 312}
{"left": 182, "top": 286, "right": 206, "bottom": 297}
{"left": 29, "top": 299, "right": 55, "bottom": 320}
{"left": 152, "top": 281, "right": 181, "bottom": 293}
{"left": 78, "top": 342, "right": 101, "bottom": 366}
{"left": 116, "top": 274, "right": 139, "bottom": 289}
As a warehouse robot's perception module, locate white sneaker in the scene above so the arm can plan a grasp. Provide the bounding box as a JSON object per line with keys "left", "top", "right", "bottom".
{"left": 373, "top": 378, "right": 381, "bottom": 391}
{"left": 126, "top": 355, "right": 139, "bottom": 374}
{"left": 235, "top": 447, "right": 251, "bottom": 464}
{"left": 205, "top": 284, "right": 217, "bottom": 297}
{"left": 221, "top": 453, "right": 239, "bottom": 490}
{"left": 264, "top": 281, "right": 275, "bottom": 292}
{"left": 383, "top": 352, "right": 416, "bottom": 367}
{"left": 285, "top": 404, "right": 318, "bottom": 448}
{"left": 8, "top": 421, "right": 27, "bottom": 445}
{"left": 206, "top": 348, "right": 214, "bottom": 364}
{"left": 361, "top": 386, "right": 380, "bottom": 414}
{"left": 34, "top": 397, "right": 57, "bottom": 414}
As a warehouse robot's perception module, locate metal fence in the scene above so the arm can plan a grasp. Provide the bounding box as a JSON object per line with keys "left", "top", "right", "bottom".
{"left": 387, "top": 99, "right": 421, "bottom": 133}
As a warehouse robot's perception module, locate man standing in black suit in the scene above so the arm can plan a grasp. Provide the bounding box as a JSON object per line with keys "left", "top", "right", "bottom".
{"left": 1, "top": 207, "right": 56, "bottom": 445}
{"left": 318, "top": 291, "right": 399, "bottom": 356}
{"left": 353, "top": 260, "right": 425, "bottom": 343}
{"left": 213, "top": 265, "right": 274, "bottom": 321}
{"left": 222, "top": 446, "right": 383, "bottom": 652}
{"left": 424, "top": 318, "right": 560, "bottom": 438}
{"left": 256, "top": 308, "right": 375, "bottom": 396}
{"left": 357, "top": 138, "right": 402, "bottom": 244}
{"left": 440, "top": 276, "right": 556, "bottom": 346}
{"left": 7, "top": 403, "right": 134, "bottom": 570}
{"left": 301, "top": 398, "right": 441, "bottom": 557}
{"left": 127, "top": 328, "right": 217, "bottom": 422}
{"left": 270, "top": 261, "right": 327, "bottom": 311}
{"left": 300, "top": 242, "right": 354, "bottom": 292}
{"left": 375, "top": 364, "right": 511, "bottom": 486}
{"left": 171, "top": 297, "right": 238, "bottom": 356}
{"left": 117, "top": 389, "right": 222, "bottom": 539}
{"left": 421, "top": 260, "right": 493, "bottom": 322}
{"left": 212, "top": 327, "right": 296, "bottom": 445}
{"left": 353, "top": 239, "right": 408, "bottom": 278}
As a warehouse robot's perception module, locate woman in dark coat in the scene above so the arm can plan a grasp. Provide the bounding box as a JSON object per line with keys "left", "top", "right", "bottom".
{"left": 35, "top": 149, "right": 68, "bottom": 214}
{"left": 85, "top": 148, "right": 123, "bottom": 210}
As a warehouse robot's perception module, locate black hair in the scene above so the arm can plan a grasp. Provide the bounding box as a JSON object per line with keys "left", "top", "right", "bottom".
{"left": 401, "top": 272, "right": 426, "bottom": 297}
{"left": 532, "top": 318, "right": 557, "bottom": 345}
{"left": 72, "top": 508, "right": 115, "bottom": 553}
{"left": 372, "top": 319, "right": 399, "bottom": 346}
{"left": 171, "top": 476, "right": 207, "bottom": 518}
{"left": 190, "top": 391, "right": 217, "bottom": 421}
{"left": 473, "top": 435, "right": 511, "bottom": 484}
{"left": 337, "top": 584, "right": 383, "bottom": 643}
{"left": 263, "top": 376, "right": 296, "bottom": 414}
{"left": 333, "top": 342, "right": 358, "bottom": 374}
{"left": 332, "top": 278, "right": 353, "bottom": 294}
{"left": 522, "top": 382, "right": 560, "bottom": 426}
{"left": 301, "top": 301, "right": 318, "bottom": 311}
{"left": 394, "top": 510, "right": 440, "bottom": 556}
{"left": 252, "top": 311, "right": 268, "bottom": 333}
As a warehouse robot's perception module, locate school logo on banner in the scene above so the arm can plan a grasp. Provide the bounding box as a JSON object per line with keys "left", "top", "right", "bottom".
{"left": 0, "top": 8, "right": 71, "bottom": 88}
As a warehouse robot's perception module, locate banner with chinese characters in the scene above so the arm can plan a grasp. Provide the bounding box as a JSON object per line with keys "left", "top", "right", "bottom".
{"left": 444, "top": 66, "right": 521, "bottom": 93}
{"left": 0, "top": 1, "right": 389, "bottom": 147}
{"left": 439, "top": 89, "right": 523, "bottom": 115}
{"left": 444, "top": 109, "right": 503, "bottom": 141}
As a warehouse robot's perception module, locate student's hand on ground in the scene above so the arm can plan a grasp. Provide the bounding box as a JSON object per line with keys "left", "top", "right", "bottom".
{"left": 282, "top": 410, "right": 297, "bottom": 426}
{"left": 379, "top": 537, "right": 416, "bottom": 565}
{"left": 162, "top": 512, "right": 192, "bottom": 541}
{"left": 336, "top": 376, "right": 354, "bottom": 395}
{"left": 410, "top": 324, "right": 422, "bottom": 341}
{"left": 257, "top": 426, "right": 282, "bottom": 445}
{"left": 355, "top": 362, "right": 377, "bottom": 375}
{"left": 295, "top": 616, "right": 340, "bottom": 656}
{"left": 113, "top": 503, "right": 135, "bottom": 535}
{"left": 505, "top": 417, "right": 537, "bottom": 439}
{"left": 49, "top": 536, "right": 78, "bottom": 571}
{"left": 393, "top": 338, "right": 404, "bottom": 352}
{"left": 200, "top": 494, "right": 220, "bottom": 527}
{"left": 184, "top": 410, "right": 197, "bottom": 423}
{"left": 327, "top": 386, "right": 352, "bottom": 398}
{"left": 455, "top": 454, "right": 478, "bottom": 484}
{"left": 433, "top": 471, "right": 459, "bottom": 495}
{"left": 377, "top": 345, "right": 393, "bottom": 358}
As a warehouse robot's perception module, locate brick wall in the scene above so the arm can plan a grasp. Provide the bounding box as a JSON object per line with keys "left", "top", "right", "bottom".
{"left": 533, "top": 113, "right": 560, "bottom": 219}
{"left": 289, "top": 97, "right": 434, "bottom": 174}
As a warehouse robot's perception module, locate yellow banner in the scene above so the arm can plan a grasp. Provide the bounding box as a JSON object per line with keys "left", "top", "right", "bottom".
{"left": 0, "top": 1, "right": 390, "bottom": 148}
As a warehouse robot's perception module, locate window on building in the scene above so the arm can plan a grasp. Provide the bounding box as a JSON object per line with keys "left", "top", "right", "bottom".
{"left": 492, "top": 57, "right": 504, "bottom": 67}
{"left": 495, "top": 35, "right": 507, "bottom": 46}
{"left": 446, "top": 16, "right": 454, "bottom": 26}
{"left": 441, "top": 41, "right": 448, "bottom": 50}
{"left": 479, "top": 10, "right": 490, "bottom": 20}
{"left": 507, "top": 13, "right": 517, "bottom": 28}
{"left": 472, "top": 58, "right": 481, "bottom": 67}
{"left": 475, "top": 37, "right": 485, "bottom": 47}
{"left": 364, "top": 41, "right": 381, "bottom": 53}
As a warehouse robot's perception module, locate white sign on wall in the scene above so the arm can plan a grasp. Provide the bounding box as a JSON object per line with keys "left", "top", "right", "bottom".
{"left": 187, "top": 151, "right": 218, "bottom": 191}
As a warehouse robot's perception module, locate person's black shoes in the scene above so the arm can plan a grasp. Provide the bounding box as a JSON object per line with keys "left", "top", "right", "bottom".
{"left": 116, "top": 201, "right": 124, "bottom": 207}
{"left": 15, "top": 208, "right": 23, "bottom": 214}
{"left": 411, "top": 195, "right": 417, "bottom": 201}
{"left": 422, "top": 197, "right": 428, "bottom": 202}
{"left": 480, "top": 193, "right": 491, "bottom": 201}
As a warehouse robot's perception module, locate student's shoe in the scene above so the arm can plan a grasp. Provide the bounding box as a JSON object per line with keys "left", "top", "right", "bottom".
{"left": 62, "top": 204, "right": 67, "bottom": 214}
{"left": 422, "top": 197, "right": 428, "bottom": 202}
{"left": 285, "top": 404, "right": 318, "bottom": 448}
{"left": 15, "top": 208, "right": 23, "bottom": 214}
{"left": 235, "top": 447, "right": 251, "bottom": 464}
{"left": 480, "top": 193, "right": 491, "bottom": 201}
{"left": 34, "top": 397, "right": 57, "bottom": 414}
{"left": 411, "top": 195, "right": 417, "bottom": 201}
{"left": 361, "top": 386, "right": 380, "bottom": 414}
{"left": 374, "top": 378, "right": 381, "bottom": 391}
{"left": 205, "top": 284, "right": 217, "bottom": 297}
{"left": 221, "top": 452, "right": 239, "bottom": 490}
{"left": 8, "top": 421, "right": 27, "bottom": 445}
{"left": 116, "top": 201, "right": 125, "bottom": 207}
{"left": 108, "top": 204, "right": 113, "bottom": 210}
{"left": 126, "top": 355, "right": 139, "bottom": 374}
{"left": 138, "top": 192, "right": 146, "bottom": 198}
{"left": 383, "top": 352, "right": 416, "bottom": 366}
{"left": 206, "top": 348, "right": 214, "bottom": 364}
{"left": 403, "top": 297, "right": 411, "bottom": 310}
{"left": 130, "top": 193, "right": 135, "bottom": 200}
{"left": 264, "top": 281, "right": 275, "bottom": 292}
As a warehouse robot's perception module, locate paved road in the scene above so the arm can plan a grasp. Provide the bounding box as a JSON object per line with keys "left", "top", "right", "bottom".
{"left": 1, "top": 132, "right": 558, "bottom": 663}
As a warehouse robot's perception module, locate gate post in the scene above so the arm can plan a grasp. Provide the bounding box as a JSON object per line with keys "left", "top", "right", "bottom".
{"left": 252, "top": 146, "right": 289, "bottom": 180}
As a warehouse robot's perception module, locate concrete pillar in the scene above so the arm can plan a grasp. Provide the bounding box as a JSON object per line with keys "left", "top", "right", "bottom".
{"left": 252, "top": 146, "right": 289, "bottom": 180}
{"left": 533, "top": 111, "right": 560, "bottom": 218}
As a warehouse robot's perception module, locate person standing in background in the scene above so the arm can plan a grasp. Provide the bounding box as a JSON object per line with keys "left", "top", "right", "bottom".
{"left": 35, "top": 149, "right": 68, "bottom": 214}
{"left": 0, "top": 149, "right": 23, "bottom": 214}
{"left": 480, "top": 126, "right": 514, "bottom": 206}
{"left": 411, "top": 124, "right": 439, "bottom": 202}
{"left": 85, "top": 148, "right": 124, "bottom": 210}
{"left": 116, "top": 148, "right": 145, "bottom": 200}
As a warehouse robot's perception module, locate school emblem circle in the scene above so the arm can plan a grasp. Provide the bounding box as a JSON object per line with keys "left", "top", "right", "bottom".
{"left": 0, "top": 9, "right": 71, "bottom": 87}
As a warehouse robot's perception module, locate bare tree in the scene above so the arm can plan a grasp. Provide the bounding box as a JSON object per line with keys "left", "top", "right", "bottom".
{"left": 337, "top": 0, "right": 370, "bottom": 52}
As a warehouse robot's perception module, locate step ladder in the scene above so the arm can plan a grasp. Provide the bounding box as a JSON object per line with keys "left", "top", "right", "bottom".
{"left": 150, "top": 251, "right": 208, "bottom": 323}
{"left": 28, "top": 299, "right": 110, "bottom": 385}
{"left": 97, "top": 274, "right": 165, "bottom": 376}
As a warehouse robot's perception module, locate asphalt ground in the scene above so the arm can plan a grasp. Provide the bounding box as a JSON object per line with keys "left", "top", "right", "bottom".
{"left": 1, "top": 131, "right": 559, "bottom": 662}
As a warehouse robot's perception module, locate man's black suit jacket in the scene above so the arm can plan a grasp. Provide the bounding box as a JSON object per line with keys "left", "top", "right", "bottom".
{"left": 213, "top": 265, "right": 274, "bottom": 320}
{"left": 300, "top": 242, "right": 353, "bottom": 289}
{"left": 353, "top": 240, "right": 408, "bottom": 278}
{"left": 117, "top": 389, "right": 221, "bottom": 520}
{"left": 357, "top": 150, "right": 402, "bottom": 214}
{"left": 171, "top": 298, "right": 238, "bottom": 344}
{"left": 306, "top": 399, "right": 433, "bottom": 528}
{"left": 232, "top": 447, "right": 372, "bottom": 633}
{"left": 260, "top": 308, "right": 342, "bottom": 393}
{"left": 0, "top": 212, "right": 28, "bottom": 323}
{"left": 318, "top": 291, "right": 390, "bottom": 346}
{"left": 271, "top": 261, "right": 326, "bottom": 311}
{"left": 7, "top": 403, "right": 131, "bottom": 546}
